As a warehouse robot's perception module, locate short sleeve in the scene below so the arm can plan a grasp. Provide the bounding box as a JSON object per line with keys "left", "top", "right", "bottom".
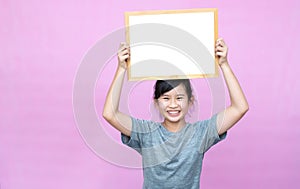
{"left": 198, "top": 114, "right": 227, "bottom": 153}
{"left": 121, "top": 117, "right": 158, "bottom": 154}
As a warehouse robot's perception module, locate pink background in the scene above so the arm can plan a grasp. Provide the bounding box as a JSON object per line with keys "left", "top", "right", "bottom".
{"left": 1, "top": 0, "right": 300, "bottom": 188}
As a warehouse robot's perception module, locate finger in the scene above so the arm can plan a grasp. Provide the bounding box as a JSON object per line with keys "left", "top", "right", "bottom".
{"left": 119, "top": 49, "right": 130, "bottom": 56}
{"left": 120, "top": 54, "right": 129, "bottom": 59}
{"left": 216, "top": 38, "right": 226, "bottom": 47}
{"left": 216, "top": 51, "right": 226, "bottom": 57}
{"left": 216, "top": 42, "right": 223, "bottom": 48}
{"left": 119, "top": 53, "right": 130, "bottom": 63}
{"left": 216, "top": 42, "right": 224, "bottom": 48}
{"left": 215, "top": 46, "right": 222, "bottom": 51}
{"left": 118, "top": 46, "right": 129, "bottom": 54}
{"left": 123, "top": 54, "right": 129, "bottom": 59}
{"left": 215, "top": 46, "right": 226, "bottom": 52}
{"left": 119, "top": 42, "right": 129, "bottom": 51}
{"left": 120, "top": 54, "right": 130, "bottom": 62}
{"left": 120, "top": 47, "right": 130, "bottom": 54}
{"left": 217, "top": 38, "right": 224, "bottom": 42}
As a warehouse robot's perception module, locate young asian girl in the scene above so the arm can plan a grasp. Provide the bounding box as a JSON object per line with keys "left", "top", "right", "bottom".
{"left": 102, "top": 38, "right": 249, "bottom": 189}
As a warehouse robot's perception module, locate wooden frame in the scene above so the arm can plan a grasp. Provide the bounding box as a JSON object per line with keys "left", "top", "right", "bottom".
{"left": 125, "top": 8, "right": 218, "bottom": 81}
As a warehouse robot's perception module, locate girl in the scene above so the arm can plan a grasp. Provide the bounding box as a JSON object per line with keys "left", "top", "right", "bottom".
{"left": 103, "top": 39, "right": 249, "bottom": 189}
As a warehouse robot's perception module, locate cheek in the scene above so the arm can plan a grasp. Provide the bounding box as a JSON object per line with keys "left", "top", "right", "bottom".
{"left": 158, "top": 102, "right": 167, "bottom": 110}
{"left": 180, "top": 101, "right": 190, "bottom": 109}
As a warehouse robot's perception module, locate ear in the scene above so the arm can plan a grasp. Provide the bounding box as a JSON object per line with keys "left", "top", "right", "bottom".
{"left": 189, "top": 96, "right": 195, "bottom": 106}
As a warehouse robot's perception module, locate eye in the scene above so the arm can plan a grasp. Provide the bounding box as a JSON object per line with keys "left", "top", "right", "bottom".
{"left": 162, "top": 97, "right": 170, "bottom": 100}
{"left": 177, "top": 97, "right": 184, "bottom": 100}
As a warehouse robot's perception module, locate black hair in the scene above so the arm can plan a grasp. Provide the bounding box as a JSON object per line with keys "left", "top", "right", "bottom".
{"left": 154, "top": 79, "right": 192, "bottom": 100}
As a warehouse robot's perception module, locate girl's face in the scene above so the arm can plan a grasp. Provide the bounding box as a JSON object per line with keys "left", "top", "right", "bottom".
{"left": 156, "top": 84, "right": 192, "bottom": 125}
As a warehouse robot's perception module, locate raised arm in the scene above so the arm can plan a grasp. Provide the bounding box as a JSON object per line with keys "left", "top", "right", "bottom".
{"left": 215, "top": 38, "right": 249, "bottom": 135}
{"left": 102, "top": 43, "right": 132, "bottom": 137}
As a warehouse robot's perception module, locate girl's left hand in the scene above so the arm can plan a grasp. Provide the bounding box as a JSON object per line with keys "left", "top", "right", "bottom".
{"left": 215, "top": 38, "right": 228, "bottom": 66}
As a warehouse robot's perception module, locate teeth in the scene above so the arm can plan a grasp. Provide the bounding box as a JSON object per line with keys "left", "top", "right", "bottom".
{"left": 168, "top": 111, "right": 179, "bottom": 114}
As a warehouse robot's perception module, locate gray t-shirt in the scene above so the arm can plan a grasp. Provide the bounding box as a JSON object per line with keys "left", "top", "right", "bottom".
{"left": 121, "top": 114, "right": 226, "bottom": 189}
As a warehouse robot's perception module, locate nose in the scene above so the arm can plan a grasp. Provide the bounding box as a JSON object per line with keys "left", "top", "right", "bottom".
{"left": 169, "top": 98, "right": 179, "bottom": 108}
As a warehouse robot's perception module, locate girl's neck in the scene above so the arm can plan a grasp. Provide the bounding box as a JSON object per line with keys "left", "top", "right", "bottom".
{"left": 162, "top": 119, "right": 186, "bottom": 133}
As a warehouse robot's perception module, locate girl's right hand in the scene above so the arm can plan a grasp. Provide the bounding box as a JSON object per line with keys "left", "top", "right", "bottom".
{"left": 118, "top": 42, "right": 130, "bottom": 69}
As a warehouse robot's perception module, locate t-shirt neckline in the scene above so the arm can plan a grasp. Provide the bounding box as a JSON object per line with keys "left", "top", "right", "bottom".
{"left": 159, "top": 122, "right": 191, "bottom": 135}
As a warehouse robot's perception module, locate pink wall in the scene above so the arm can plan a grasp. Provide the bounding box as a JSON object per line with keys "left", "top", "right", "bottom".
{"left": 1, "top": 0, "right": 299, "bottom": 188}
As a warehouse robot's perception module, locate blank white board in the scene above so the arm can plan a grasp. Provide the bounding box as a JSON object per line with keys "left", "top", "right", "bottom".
{"left": 125, "top": 8, "right": 218, "bottom": 81}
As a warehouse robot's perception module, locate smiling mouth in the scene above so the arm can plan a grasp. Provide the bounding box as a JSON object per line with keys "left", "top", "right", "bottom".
{"left": 167, "top": 110, "right": 181, "bottom": 117}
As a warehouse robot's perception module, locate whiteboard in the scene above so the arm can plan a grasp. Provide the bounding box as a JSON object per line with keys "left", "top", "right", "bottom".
{"left": 125, "top": 8, "right": 218, "bottom": 81}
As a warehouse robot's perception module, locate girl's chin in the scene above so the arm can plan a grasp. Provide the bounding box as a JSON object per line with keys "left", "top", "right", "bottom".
{"left": 164, "top": 116, "right": 183, "bottom": 123}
